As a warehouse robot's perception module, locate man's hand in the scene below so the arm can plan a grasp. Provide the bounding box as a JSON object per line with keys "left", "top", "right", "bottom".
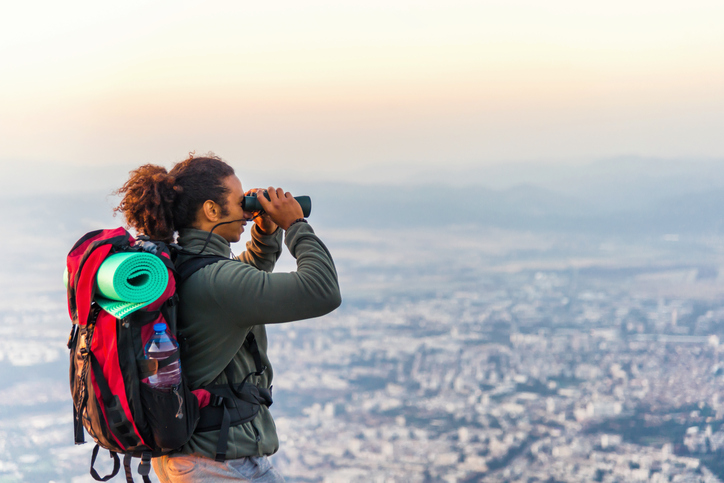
{"left": 256, "top": 187, "right": 304, "bottom": 231}
{"left": 244, "top": 188, "right": 278, "bottom": 235}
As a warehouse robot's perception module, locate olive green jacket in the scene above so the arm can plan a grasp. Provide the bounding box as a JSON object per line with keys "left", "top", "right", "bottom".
{"left": 175, "top": 222, "right": 341, "bottom": 458}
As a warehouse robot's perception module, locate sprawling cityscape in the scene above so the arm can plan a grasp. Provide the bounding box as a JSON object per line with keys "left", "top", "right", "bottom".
{"left": 2, "top": 220, "right": 724, "bottom": 482}
{"left": 266, "top": 232, "right": 724, "bottom": 482}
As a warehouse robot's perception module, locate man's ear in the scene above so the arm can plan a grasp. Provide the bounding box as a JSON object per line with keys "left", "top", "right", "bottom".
{"left": 201, "top": 200, "right": 220, "bottom": 222}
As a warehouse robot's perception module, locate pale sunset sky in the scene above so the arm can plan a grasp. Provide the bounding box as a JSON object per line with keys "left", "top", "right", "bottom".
{"left": 2, "top": 0, "right": 724, "bottom": 188}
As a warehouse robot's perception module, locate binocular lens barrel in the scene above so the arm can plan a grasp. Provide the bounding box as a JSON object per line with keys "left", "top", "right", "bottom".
{"left": 244, "top": 194, "right": 312, "bottom": 218}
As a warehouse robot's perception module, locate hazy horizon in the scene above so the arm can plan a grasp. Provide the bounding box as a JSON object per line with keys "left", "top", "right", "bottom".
{"left": 3, "top": 155, "right": 723, "bottom": 198}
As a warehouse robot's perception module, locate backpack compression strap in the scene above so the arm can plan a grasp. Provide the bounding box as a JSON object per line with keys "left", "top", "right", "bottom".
{"left": 123, "top": 452, "right": 152, "bottom": 483}
{"left": 89, "top": 444, "right": 120, "bottom": 482}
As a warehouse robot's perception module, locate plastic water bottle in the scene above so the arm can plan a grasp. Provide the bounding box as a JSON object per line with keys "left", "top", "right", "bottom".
{"left": 144, "top": 322, "right": 181, "bottom": 390}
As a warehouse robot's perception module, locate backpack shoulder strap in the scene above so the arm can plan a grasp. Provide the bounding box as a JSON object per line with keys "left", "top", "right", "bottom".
{"left": 174, "top": 255, "right": 229, "bottom": 285}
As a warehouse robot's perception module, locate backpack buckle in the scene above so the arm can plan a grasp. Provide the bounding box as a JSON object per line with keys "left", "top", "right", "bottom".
{"left": 138, "top": 452, "right": 152, "bottom": 476}
{"left": 67, "top": 325, "right": 79, "bottom": 349}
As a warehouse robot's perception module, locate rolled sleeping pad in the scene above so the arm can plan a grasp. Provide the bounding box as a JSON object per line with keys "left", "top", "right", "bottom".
{"left": 93, "top": 252, "right": 169, "bottom": 319}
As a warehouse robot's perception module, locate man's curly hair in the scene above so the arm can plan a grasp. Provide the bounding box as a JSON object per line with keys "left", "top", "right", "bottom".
{"left": 114, "top": 153, "right": 235, "bottom": 242}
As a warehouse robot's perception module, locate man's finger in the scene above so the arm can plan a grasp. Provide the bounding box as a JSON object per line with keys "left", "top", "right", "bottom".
{"left": 267, "top": 187, "right": 278, "bottom": 200}
{"left": 257, "top": 188, "right": 273, "bottom": 209}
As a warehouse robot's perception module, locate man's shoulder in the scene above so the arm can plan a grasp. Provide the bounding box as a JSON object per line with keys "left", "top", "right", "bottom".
{"left": 180, "top": 256, "right": 257, "bottom": 287}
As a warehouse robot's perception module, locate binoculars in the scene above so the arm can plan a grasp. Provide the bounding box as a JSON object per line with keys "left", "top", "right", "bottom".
{"left": 244, "top": 192, "right": 312, "bottom": 218}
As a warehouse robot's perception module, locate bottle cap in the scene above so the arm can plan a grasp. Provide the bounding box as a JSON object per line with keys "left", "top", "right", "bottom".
{"left": 153, "top": 322, "right": 167, "bottom": 332}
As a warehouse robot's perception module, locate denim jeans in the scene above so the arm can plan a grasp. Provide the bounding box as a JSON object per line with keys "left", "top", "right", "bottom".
{"left": 153, "top": 454, "right": 285, "bottom": 483}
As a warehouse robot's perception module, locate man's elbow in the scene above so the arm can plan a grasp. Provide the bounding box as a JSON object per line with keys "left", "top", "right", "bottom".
{"left": 327, "top": 287, "right": 342, "bottom": 312}
{"left": 318, "top": 283, "right": 342, "bottom": 315}
{"left": 303, "top": 273, "right": 342, "bottom": 315}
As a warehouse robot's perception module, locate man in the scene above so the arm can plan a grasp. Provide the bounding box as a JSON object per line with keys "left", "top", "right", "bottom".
{"left": 115, "top": 155, "right": 341, "bottom": 481}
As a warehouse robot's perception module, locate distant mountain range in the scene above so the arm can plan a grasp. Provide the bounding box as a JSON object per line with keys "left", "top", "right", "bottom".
{"left": 306, "top": 181, "right": 724, "bottom": 235}
{"left": 3, "top": 157, "right": 723, "bottom": 237}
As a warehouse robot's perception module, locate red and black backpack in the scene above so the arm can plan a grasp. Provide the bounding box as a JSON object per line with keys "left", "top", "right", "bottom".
{"left": 66, "top": 228, "right": 272, "bottom": 482}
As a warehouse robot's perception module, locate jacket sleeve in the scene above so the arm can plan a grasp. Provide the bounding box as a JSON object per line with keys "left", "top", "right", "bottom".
{"left": 235, "top": 224, "right": 283, "bottom": 273}
{"left": 207, "top": 222, "right": 341, "bottom": 326}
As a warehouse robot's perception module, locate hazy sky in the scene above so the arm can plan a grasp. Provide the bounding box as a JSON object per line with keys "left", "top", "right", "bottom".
{"left": 2, "top": 0, "right": 724, "bottom": 181}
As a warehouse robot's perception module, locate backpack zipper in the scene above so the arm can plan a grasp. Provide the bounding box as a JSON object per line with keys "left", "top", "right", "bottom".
{"left": 173, "top": 385, "right": 184, "bottom": 419}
